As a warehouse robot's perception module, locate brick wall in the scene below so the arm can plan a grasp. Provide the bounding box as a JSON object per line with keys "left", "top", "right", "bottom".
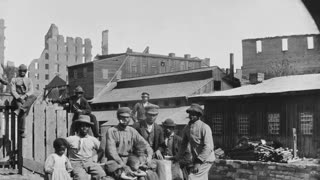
{"left": 209, "top": 159, "right": 320, "bottom": 180}
{"left": 242, "top": 34, "right": 320, "bottom": 80}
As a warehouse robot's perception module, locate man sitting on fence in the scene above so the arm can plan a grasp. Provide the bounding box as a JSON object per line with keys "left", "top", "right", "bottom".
{"left": 52, "top": 85, "right": 100, "bottom": 138}
{"left": 66, "top": 115, "right": 106, "bottom": 180}
{"left": 11, "top": 64, "right": 37, "bottom": 137}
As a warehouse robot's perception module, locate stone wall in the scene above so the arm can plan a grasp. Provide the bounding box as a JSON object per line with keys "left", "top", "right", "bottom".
{"left": 209, "top": 159, "right": 320, "bottom": 180}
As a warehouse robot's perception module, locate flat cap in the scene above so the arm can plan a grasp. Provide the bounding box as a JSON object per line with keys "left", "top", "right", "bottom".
{"left": 117, "top": 107, "right": 131, "bottom": 117}
{"left": 145, "top": 104, "right": 159, "bottom": 115}
{"left": 141, "top": 92, "right": 150, "bottom": 97}
{"left": 186, "top": 103, "right": 203, "bottom": 116}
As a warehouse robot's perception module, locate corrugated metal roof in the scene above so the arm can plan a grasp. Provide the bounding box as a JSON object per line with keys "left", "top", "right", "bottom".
{"left": 91, "top": 78, "right": 212, "bottom": 103}
{"left": 190, "top": 74, "right": 320, "bottom": 99}
{"left": 95, "top": 106, "right": 191, "bottom": 127}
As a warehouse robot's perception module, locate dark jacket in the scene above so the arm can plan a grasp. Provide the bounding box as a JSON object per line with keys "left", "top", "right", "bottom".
{"left": 131, "top": 102, "right": 153, "bottom": 122}
{"left": 133, "top": 120, "right": 165, "bottom": 153}
{"left": 53, "top": 95, "right": 91, "bottom": 115}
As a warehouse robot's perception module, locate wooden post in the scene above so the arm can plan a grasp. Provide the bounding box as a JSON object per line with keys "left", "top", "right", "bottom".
{"left": 17, "top": 119, "right": 22, "bottom": 174}
{"left": 10, "top": 110, "right": 16, "bottom": 169}
{"left": 293, "top": 128, "right": 297, "bottom": 158}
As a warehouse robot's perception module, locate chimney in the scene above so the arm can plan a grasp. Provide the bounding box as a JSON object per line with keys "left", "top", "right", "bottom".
{"left": 230, "top": 53, "right": 234, "bottom": 78}
{"left": 102, "top": 30, "right": 109, "bottom": 55}
{"left": 168, "top": 53, "right": 175, "bottom": 57}
{"left": 184, "top": 54, "right": 191, "bottom": 59}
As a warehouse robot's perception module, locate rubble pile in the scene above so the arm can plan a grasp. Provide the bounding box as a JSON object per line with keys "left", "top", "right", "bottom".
{"left": 224, "top": 137, "right": 294, "bottom": 163}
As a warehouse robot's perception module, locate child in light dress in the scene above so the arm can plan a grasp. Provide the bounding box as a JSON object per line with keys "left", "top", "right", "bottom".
{"left": 44, "top": 138, "right": 73, "bottom": 180}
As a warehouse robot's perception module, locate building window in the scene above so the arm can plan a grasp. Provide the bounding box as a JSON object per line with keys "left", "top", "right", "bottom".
{"left": 132, "top": 63, "right": 137, "bottom": 73}
{"left": 35, "top": 62, "right": 39, "bottom": 70}
{"left": 36, "top": 84, "right": 39, "bottom": 90}
{"left": 142, "top": 64, "right": 147, "bottom": 73}
{"left": 268, "top": 113, "right": 280, "bottom": 135}
{"left": 45, "top": 53, "right": 49, "bottom": 60}
{"left": 35, "top": 73, "right": 39, "bottom": 80}
{"left": 45, "top": 74, "right": 49, "bottom": 80}
{"left": 175, "top": 100, "right": 181, "bottom": 106}
{"left": 74, "top": 70, "right": 78, "bottom": 79}
{"left": 180, "top": 61, "right": 186, "bottom": 71}
{"left": 256, "top": 40, "right": 262, "bottom": 53}
{"left": 83, "top": 67, "right": 87, "bottom": 78}
{"left": 282, "top": 38, "right": 288, "bottom": 51}
{"left": 212, "top": 113, "right": 223, "bottom": 134}
{"left": 214, "top": 81, "right": 221, "bottom": 91}
{"left": 54, "top": 64, "right": 59, "bottom": 73}
{"left": 151, "top": 65, "right": 157, "bottom": 74}
{"left": 102, "top": 69, "right": 109, "bottom": 79}
{"left": 161, "top": 62, "right": 165, "bottom": 67}
{"left": 45, "top": 64, "right": 49, "bottom": 70}
{"left": 66, "top": 55, "right": 68, "bottom": 61}
{"left": 57, "top": 54, "right": 59, "bottom": 61}
{"left": 164, "top": 101, "right": 169, "bottom": 107}
{"left": 238, "top": 114, "right": 249, "bottom": 135}
{"left": 300, "top": 112, "right": 313, "bottom": 135}
{"left": 307, "top": 36, "right": 314, "bottom": 49}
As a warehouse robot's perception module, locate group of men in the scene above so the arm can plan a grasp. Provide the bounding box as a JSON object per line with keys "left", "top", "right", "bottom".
{"left": 66, "top": 92, "right": 216, "bottom": 180}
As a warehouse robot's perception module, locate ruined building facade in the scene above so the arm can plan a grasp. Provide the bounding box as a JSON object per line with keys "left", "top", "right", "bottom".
{"left": 29, "top": 24, "right": 92, "bottom": 91}
{"left": 0, "top": 19, "right": 5, "bottom": 66}
{"left": 242, "top": 34, "right": 320, "bottom": 80}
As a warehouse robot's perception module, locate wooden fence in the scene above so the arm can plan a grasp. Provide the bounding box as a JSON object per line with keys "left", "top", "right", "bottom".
{"left": 22, "top": 101, "right": 73, "bottom": 175}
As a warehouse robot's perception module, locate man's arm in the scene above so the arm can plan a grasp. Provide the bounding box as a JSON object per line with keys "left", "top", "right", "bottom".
{"left": 10, "top": 78, "right": 20, "bottom": 99}
{"left": 196, "top": 124, "right": 214, "bottom": 162}
{"left": 133, "top": 129, "right": 153, "bottom": 162}
{"left": 25, "top": 78, "right": 34, "bottom": 97}
{"left": 79, "top": 98, "right": 91, "bottom": 115}
{"left": 105, "top": 128, "right": 125, "bottom": 166}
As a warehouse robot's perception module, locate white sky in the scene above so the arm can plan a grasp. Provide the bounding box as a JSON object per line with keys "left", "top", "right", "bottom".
{"left": 0, "top": 0, "right": 318, "bottom": 69}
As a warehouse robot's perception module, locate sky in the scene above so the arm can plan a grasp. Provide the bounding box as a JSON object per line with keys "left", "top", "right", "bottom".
{"left": 0, "top": 0, "right": 318, "bottom": 69}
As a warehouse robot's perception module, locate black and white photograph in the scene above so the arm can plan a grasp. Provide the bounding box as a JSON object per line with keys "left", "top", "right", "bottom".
{"left": 0, "top": 0, "right": 320, "bottom": 179}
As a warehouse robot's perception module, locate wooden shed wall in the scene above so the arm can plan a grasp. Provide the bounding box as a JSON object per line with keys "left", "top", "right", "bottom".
{"left": 204, "top": 93, "right": 320, "bottom": 158}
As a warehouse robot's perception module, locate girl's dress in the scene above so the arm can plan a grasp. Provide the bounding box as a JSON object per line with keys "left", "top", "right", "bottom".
{"left": 44, "top": 153, "right": 73, "bottom": 180}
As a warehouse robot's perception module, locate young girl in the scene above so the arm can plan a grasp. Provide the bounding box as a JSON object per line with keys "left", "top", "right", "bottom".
{"left": 44, "top": 138, "right": 73, "bottom": 180}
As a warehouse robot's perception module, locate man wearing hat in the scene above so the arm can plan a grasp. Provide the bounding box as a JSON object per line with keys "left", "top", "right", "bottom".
{"left": 176, "top": 104, "right": 215, "bottom": 180}
{"left": 162, "top": 118, "right": 182, "bottom": 158}
{"left": 133, "top": 104, "right": 165, "bottom": 160}
{"left": 65, "top": 115, "right": 106, "bottom": 180}
{"left": 104, "top": 107, "right": 153, "bottom": 178}
{"left": 11, "top": 64, "right": 37, "bottom": 137}
{"left": 131, "top": 92, "right": 152, "bottom": 123}
{"left": 52, "top": 85, "right": 100, "bottom": 138}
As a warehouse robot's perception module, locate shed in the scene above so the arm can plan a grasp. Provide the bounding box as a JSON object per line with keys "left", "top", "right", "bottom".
{"left": 190, "top": 74, "right": 320, "bottom": 157}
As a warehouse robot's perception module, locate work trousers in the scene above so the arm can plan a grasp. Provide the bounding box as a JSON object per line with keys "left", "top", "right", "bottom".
{"left": 12, "top": 94, "right": 37, "bottom": 131}
{"left": 70, "top": 160, "right": 106, "bottom": 180}
{"left": 187, "top": 162, "right": 213, "bottom": 180}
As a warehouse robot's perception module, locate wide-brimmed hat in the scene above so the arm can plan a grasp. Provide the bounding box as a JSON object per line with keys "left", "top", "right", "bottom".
{"left": 117, "top": 107, "right": 131, "bottom": 117}
{"left": 73, "top": 115, "right": 93, "bottom": 126}
{"left": 74, "top": 86, "right": 84, "bottom": 93}
{"left": 105, "top": 160, "right": 122, "bottom": 173}
{"left": 162, "top": 118, "right": 176, "bottom": 127}
{"left": 186, "top": 103, "right": 203, "bottom": 116}
{"left": 145, "top": 104, "right": 159, "bottom": 115}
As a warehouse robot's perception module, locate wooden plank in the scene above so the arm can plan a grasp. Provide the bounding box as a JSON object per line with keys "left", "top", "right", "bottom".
{"left": 23, "top": 106, "right": 34, "bottom": 159}
{"left": 10, "top": 111, "right": 16, "bottom": 169}
{"left": 57, "top": 109, "right": 67, "bottom": 138}
{"left": 3, "top": 104, "right": 9, "bottom": 158}
{"left": 45, "top": 104, "right": 56, "bottom": 158}
{"left": 293, "top": 128, "right": 297, "bottom": 158}
{"left": 23, "top": 158, "right": 45, "bottom": 175}
{"left": 67, "top": 113, "right": 73, "bottom": 136}
{"left": 0, "top": 111, "right": 3, "bottom": 159}
{"left": 34, "top": 103, "right": 46, "bottom": 163}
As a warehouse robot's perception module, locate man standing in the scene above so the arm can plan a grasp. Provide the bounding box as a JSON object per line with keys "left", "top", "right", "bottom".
{"left": 11, "top": 64, "right": 37, "bottom": 137}
{"left": 133, "top": 104, "right": 165, "bottom": 160}
{"left": 66, "top": 115, "right": 106, "bottom": 180}
{"left": 176, "top": 104, "right": 215, "bottom": 180}
{"left": 131, "top": 92, "right": 152, "bottom": 123}
{"left": 52, "top": 86, "right": 100, "bottom": 138}
{"left": 104, "top": 107, "right": 153, "bottom": 176}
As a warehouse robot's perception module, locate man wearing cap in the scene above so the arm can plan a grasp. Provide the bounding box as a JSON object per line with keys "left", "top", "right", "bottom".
{"left": 133, "top": 104, "right": 165, "bottom": 160}
{"left": 52, "top": 85, "right": 100, "bottom": 138}
{"left": 104, "top": 107, "right": 153, "bottom": 178}
{"left": 131, "top": 92, "right": 152, "bottom": 123}
{"left": 11, "top": 64, "right": 37, "bottom": 137}
{"left": 66, "top": 115, "right": 106, "bottom": 180}
{"left": 176, "top": 103, "right": 215, "bottom": 180}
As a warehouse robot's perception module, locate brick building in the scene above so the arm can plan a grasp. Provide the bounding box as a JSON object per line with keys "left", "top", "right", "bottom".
{"left": 242, "top": 34, "right": 320, "bottom": 80}
{"left": 68, "top": 50, "right": 210, "bottom": 99}
{"left": 0, "top": 19, "right": 5, "bottom": 66}
{"left": 28, "top": 24, "right": 92, "bottom": 91}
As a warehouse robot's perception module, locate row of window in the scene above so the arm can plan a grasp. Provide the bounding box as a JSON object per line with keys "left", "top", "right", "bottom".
{"left": 34, "top": 73, "right": 49, "bottom": 80}
{"left": 44, "top": 52, "right": 84, "bottom": 62}
{"left": 129, "top": 61, "right": 197, "bottom": 74}
{"left": 211, "top": 112, "right": 313, "bottom": 135}
{"left": 35, "top": 62, "right": 63, "bottom": 73}
{"left": 256, "top": 36, "right": 314, "bottom": 53}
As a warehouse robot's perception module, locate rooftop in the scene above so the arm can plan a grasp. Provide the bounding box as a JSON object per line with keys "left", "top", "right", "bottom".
{"left": 190, "top": 74, "right": 320, "bottom": 100}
